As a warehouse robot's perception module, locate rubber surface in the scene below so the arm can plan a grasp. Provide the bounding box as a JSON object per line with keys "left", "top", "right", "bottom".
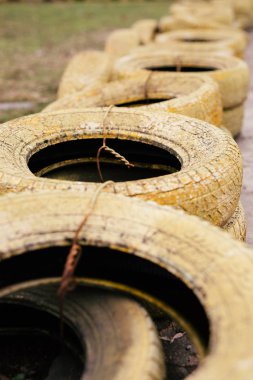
{"left": 223, "top": 103, "right": 245, "bottom": 137}
{"left": 223, "top": 201, "right": 247, "bottom": 241}
{"left": 0, "top": 191, "right": 253, "bottom": 380}
{"left": 0, "top": 108, "right": 242, "bottom": 226}
{"left": 113, "top": 51, "right": 250, "bottom": 109}
{"left": 43, "top": 72, "right": 223, "bottom": 127}
{"left": 105, "top": 29, "right": 140, "bottom": 60}
{"left": 155, "top": 28, "right": 248, "bottom": 58}
{"left": 4, "top": 283, "right": 165, "bottom": 380}
{"left": 57, "top": 51, "right": 112, "bottom": 99}
{"left": 132, "top": 19, "right": 158, "bottom": 45}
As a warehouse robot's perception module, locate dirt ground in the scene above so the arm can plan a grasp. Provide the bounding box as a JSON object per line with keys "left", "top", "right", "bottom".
{"left": 238, "top": 31, "right": 253, "bottom": 246}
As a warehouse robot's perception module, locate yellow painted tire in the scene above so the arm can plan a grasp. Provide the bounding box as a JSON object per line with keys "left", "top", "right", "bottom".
{"left": 105, "top": 29, "right": 140, "bottom": 60}
{"left": 223, "top": 201, "right": 247, "bottom": 241}
{"left": 113, "top": 51, "right": 250, "bottom": 109}
{"left": 0, "top": 108, "right": 242, "bottom": 226}
{"left": 57, "top": 51, "right": 112, "bottom": 99}
{"left": 132, "top": 40, "right": 234, "bottom": 58}
{"left": 131, "top": 19, "right": 158, "bottom": 45}
{"left": 4, "top": 283, "right": 165, "bottom": 380}
{"left": 158, "top": 14, "right": 234, "bottom": 32}
{"left": 223, "top": 103, "right": 245, "bottom": 137}
{"left": 155, "top": 28, "right": 248, "bottom": 58}
{"left": 230, "top": 0, "right": 253, "bottom": 28}
{"left": 1, "top": 191, "right": 253, "bottom": 380}
{"left": 43, "top": 72, "right": 222, "bottom": 127}
{"left": 169, "top": 1, "right": 235, "bottom": 27}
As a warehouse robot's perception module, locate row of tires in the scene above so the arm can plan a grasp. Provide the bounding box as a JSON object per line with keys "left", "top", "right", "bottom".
{"left": 0, "top": 1, "right": 253, "bottom": 380}
{"left": 47, "top": 31, "right": 250, "bottom": 137}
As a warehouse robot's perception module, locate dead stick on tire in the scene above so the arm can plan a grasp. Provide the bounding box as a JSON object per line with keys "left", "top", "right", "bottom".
{"left": 96, "top": 105, "right": 134, "bottom": 182}
{"left": 58, "top": 180, "right": 114, "bottom": 333}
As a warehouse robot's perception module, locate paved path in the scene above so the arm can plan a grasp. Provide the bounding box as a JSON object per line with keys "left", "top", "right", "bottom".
{"left": 237, "top": 31, "right": 253, "bottom": 246}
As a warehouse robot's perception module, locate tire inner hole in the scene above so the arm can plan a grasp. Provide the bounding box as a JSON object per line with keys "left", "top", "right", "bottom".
{"left": 115, "top": 98, "right": 170, "bottom": 107}
{"left": 145, "top": 65, "right": 217, "bottom": 72}
{"left": 0, "top": 246, "right": 210, "bottom": 380}
{"left": 179, "top": 38, "right": 221, "bottom": 43}
{"left": 0, "top": 302, "right": 83, "bottom": 380}
{"left": 28, "top": 138, "right": 181, "bottom": 182}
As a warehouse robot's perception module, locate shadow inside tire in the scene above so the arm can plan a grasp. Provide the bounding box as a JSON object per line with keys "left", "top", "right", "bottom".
{"left": 28, "top": 139, "right": 181, "bottom": 182}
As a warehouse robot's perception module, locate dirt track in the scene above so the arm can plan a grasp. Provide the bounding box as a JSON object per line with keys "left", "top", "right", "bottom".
{"left": 238, "top": 31, "right": 253, "bottom": 246}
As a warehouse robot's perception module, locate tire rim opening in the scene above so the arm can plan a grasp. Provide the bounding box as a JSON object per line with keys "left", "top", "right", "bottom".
{"left": 115, "top": 98, "right": 172, "bottom": 107}
{"left": 0, "top": 301, "right": 83, "bottom": 380}
{"left": 145, "top": 65, "right": 217, "bottom": 72}
{"left": 0, "top": 246, "right": 210, "bottom": 379}
{"left": 179, "top": 38, "right": 221, "bottom": 43}
{"left": 28, "top": 139, "right": 181, "bottom": 182}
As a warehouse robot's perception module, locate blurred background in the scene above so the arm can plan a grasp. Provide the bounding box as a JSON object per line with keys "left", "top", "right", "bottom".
{"left": 0, "top": 1, "right": 171, "bottom": 123}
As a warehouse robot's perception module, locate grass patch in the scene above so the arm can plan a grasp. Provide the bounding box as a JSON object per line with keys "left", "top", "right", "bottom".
{"left": 0, "top": 2, "right": 171, "bottom": 122}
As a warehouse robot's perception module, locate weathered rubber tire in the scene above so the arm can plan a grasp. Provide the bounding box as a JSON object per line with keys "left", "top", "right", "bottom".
{"left": 57, "top": 51, "right": 112, "bottom": 99}
{"left": 169, "top": 0, "right": 235, "bottom": 27}
{"left": 43, "top": 72, "right": 223, "bottom": 127}
{"left": 230, "top": 0, "right": 253, "bottom": 28}
{"left": 4, "top": 284, "right": 165, "bottom": 380}
{"left": 155, "top": 28, "right": 248, "bottom": 58}
{"left": 0, "top": 191, "right": 253, "bottom": 380}
{"left": 113, "top": 51, "right": 250, "bottom": 109}
{"left": 144, "top": 35, "right": 234, "bottom": 58}
{"left": 0, "top": 109, "right": 242, "bottom": 226}
{"left": 158, "top": 14, "right": 234, "bottom": 32}
{"left": 223, "top": 201, "right": 247, "bottom": 241}
{"left": 223, "top": 103, "right": 245, "bottom": 137}
{"left": 105, "top": 29, "right": 140, "bottom": 60}
{"left": 131, "top": 19, "right": 158, "bottom": 45}
{"left": 132, "top": 40, "right": 234, "bottom": 58}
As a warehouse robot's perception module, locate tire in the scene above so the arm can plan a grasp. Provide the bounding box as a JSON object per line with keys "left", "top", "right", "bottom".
{"left": 0, "top": 108, "right": 242, "bottom": 226}
{"left": 230, "top": 0, "right": 253, "bottom": 28}
{"left": 113, "top": 51, "right": 250, "bottom": 109}
{"left": 155, "top": 28, "right": 248, "bottom": 58}
{"left": 223, "top": 202, "right": 246, "bottom": 241}
{"left": 3, "top": 284, "right": 165, "bottom": 380}
{"left": 169, "top": 1, "right": 235, "bottom": 27}
{"left": 223, "top": 103, "right": 245, "bottom": 137}
{"left": 43, "top": 72, "right": 223, "bottom": 128}
{"left": 105, "top": 29, "right": 140, "bottom": 60}
{"left": 57, "top": 51, "right": 112, "bottom": 99}
{"left": 131, "top": 19, "right": 158, "bottom": 45}
{"left": 158, "top": 15, "right": 234, "bottom": 32}
{"left": 0, "top": 191, "right": 253, "bottom": 380}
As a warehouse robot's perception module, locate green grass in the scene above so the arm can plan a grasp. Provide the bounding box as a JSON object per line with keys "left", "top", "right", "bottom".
{"left": 0, "top": 2, "right": 169, "bottom": 54}
{"left": 0, "top": 2, "right": 171, "bottom": 122}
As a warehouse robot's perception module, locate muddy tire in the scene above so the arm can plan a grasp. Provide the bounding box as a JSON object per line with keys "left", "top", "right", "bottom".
{"left": 0, "top": 109, "right": 242, "bottom": 226}
{"left": 113, "top": 51, "right": 250, "bottom": 109}
{"left": 0, "top": 191, "right": 253, "bottom": 380}
{"left": 105, "top": 29, "right": 140, "bottom": 60}
{"left": 223, "top": 103, "right": 245, "bottom": 137}
{"left": 57, "top": 51, "right": 112, "bottom": 99}
{"left": 4, "top": 284, "right": 165, "bottom": 380}
{"left": 43, "top": 72, "right": 222, "bottom": 127}
{"left": 155, "top": 28, "right": 248, "bottom": 58}
{"left": 131, "top": 19, "right": 158, "bottom": 45}
{"left": 223, "top": 202, "right": 246, "bottom": 241}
